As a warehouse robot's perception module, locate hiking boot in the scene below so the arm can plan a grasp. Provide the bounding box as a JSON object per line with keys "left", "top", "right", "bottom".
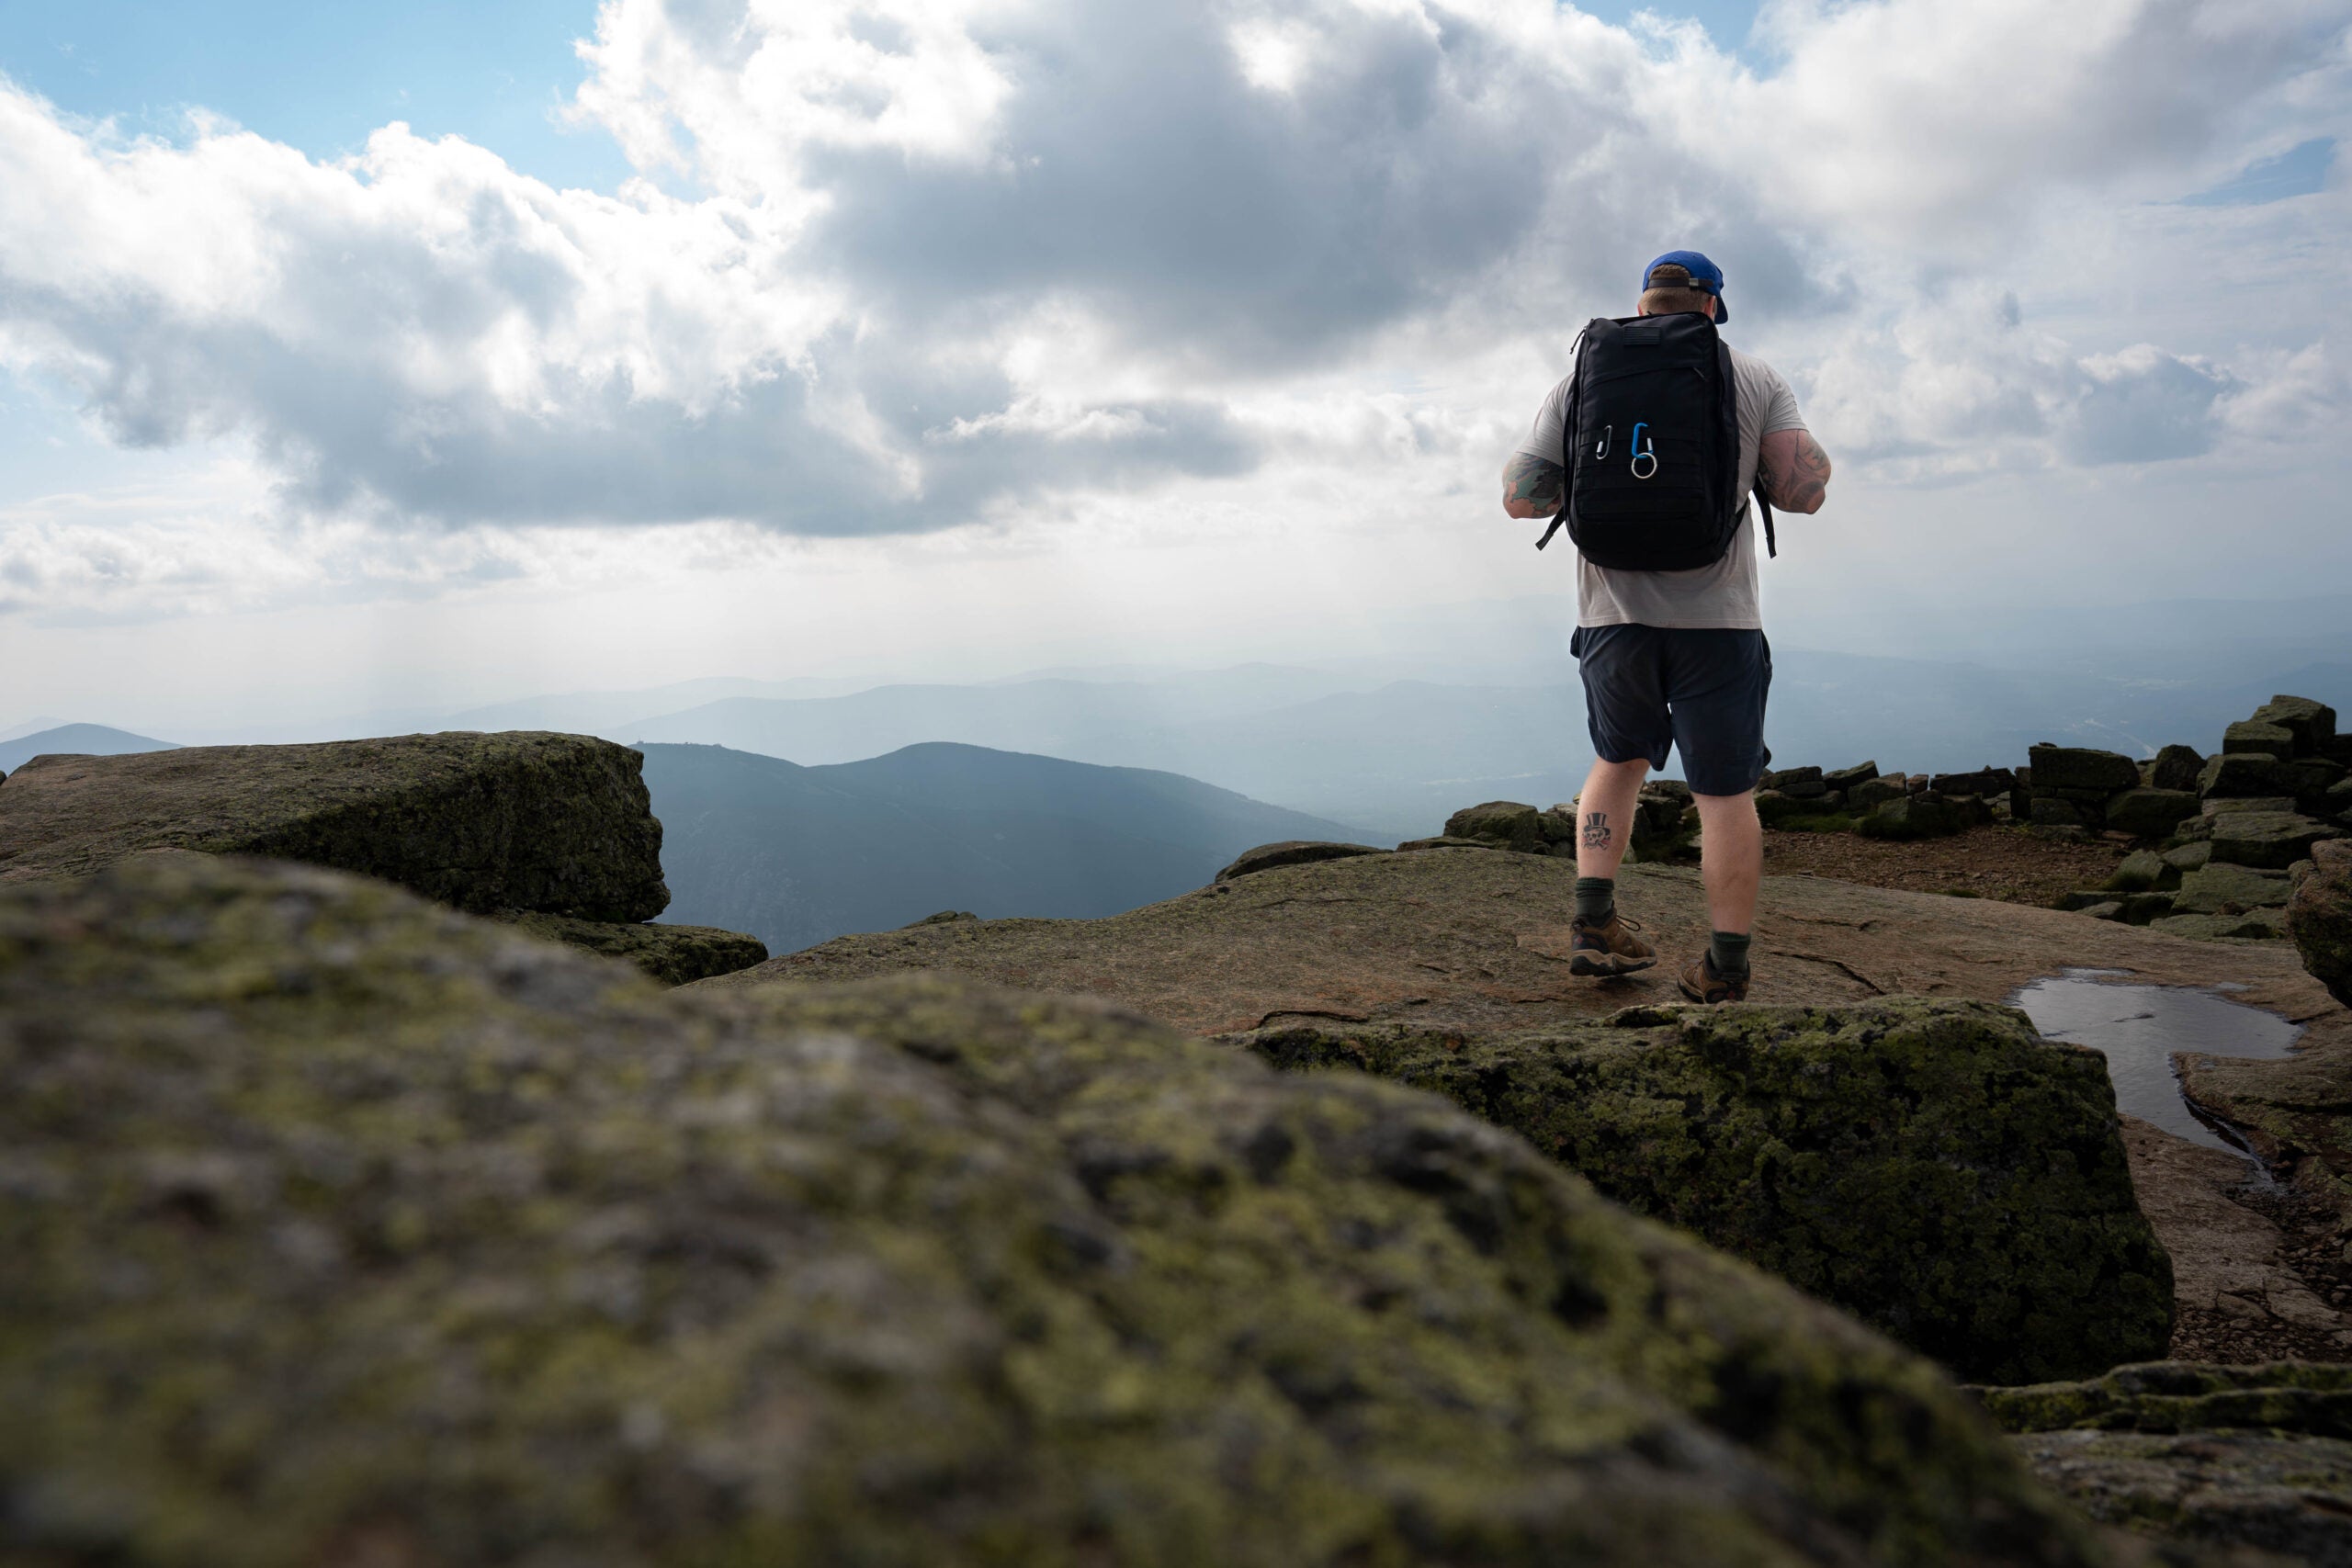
{"left": 1568, "top": 911, "right": 1657, "bottom": 977}
{"left": 1678, "top": 951, "right": 1749, "bottom": 1004}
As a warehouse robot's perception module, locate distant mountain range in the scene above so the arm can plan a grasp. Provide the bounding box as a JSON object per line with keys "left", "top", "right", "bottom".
{"left": 0, "top": 724, "right": 180, "bottom": 776}
{"left": 639, "top": 741, "right": 1370, "bottom": 954}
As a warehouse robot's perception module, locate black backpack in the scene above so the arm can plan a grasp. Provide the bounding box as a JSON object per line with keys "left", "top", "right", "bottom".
{"left": 1534, "top": 312, "right": 1774, "bottom": 569}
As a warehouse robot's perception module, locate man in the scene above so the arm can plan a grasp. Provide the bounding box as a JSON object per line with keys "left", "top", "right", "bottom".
{"left": 1499, "top": 251, "right": 1832, "bottom": 1002}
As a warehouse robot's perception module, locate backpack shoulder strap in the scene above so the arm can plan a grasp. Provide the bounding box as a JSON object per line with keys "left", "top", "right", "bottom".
{"left": 1716, "top": 336, "right": 1777, "bottom": 559}
{"left": 1534, "top": 321, "right": 1602, "bottom": 552}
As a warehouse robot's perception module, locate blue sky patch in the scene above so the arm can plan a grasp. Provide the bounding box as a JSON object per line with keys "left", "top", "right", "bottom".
{"left": 2180, "top": 137, "right": 2336, "bottom": 208}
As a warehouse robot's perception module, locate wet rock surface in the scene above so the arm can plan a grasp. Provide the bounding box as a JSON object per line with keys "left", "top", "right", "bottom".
{"left": 1, "top": 853, "right": 2110, "bottom": 1567}
{"left": 0, "top": 731, "right": 669, "bottom": 920}
{"left": 491, "top": 909, "right": 768, "bottom": 986}
{"left": 1225, "top": 1001, "right": 2173, "bottom": 1383}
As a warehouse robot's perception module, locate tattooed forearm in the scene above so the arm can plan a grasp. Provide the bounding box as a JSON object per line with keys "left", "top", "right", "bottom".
{"left": 1580, "top": 812, "right": 1611, "bottom": 851}
{"left": 1758, "top": 430, "right": 1832, "bottom": 515}
{"left": 1500, "top": 452, "right": 1566, "bottom": 517}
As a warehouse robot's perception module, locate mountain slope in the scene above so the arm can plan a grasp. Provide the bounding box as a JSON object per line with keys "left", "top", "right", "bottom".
{"left": 0, "top": 724, "right": 179, "bottom": 777}
{"left": 639, "top": 741, "right": 1372, "bottom": 954}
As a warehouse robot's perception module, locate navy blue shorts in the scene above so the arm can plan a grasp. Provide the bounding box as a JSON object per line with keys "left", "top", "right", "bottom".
{"left": 1571, "top": 624, "right": 1772, "bottom": 797}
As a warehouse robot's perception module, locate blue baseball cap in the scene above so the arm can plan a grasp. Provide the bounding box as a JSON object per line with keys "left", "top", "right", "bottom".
{"left": 1642, "top": 250, "right": 1727, "bottom": 321}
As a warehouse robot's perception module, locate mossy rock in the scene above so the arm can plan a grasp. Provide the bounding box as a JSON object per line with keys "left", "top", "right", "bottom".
{"left": 0, "top": 854, "right": 2112, "bottom": 1566}
{"left": 1974, "top": 1361, "right": 2352, "bottom": 1438}
{"left": 0, "top": 731, "right": 667, "bottom": 919}
{"left": 1227, "top": 1001, "right": 2173, "bottom": 1384}
{"left": 492, "top": 909, "right": 767, "bottom": 985}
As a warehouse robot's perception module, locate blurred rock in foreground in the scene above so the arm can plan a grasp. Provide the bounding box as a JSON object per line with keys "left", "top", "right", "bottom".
{"left": 0, "top": 853, "right": 2107, "bottom": 1567}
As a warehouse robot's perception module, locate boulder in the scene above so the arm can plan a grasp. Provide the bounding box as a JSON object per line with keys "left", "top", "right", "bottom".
{"left": 1849, "top": 775, "right": 1909, "bottom": 808}
{"left": 2161, "top": 841, "right": 2212, "bottom": 874}
{"left": 1983, "top": 1362, "right": 2352, "bottom": 1563}
{"left": 2106, "top": 850, "right": 2177, "bottom": 893}
{"left": 0, "top": 732, "right": 668, "bottom": 920}
{"left": 2100, "top": 789, "right": 2199, "bottom": 842}
{"left": 2147, "top": 910, "right": 2288, "bottom": 941}
{"left": 1396, "top": 834, "right": 1498, "bottom": 852}
{"left": 904, "top": 908, "right": 978, "bottom": 926}
{"left": 0, "top": 853, "right": 2110, "bottom": 1568}
{"left": 1760, "top": 765, "right": 1828, "bottom": 799}
{"left": 1824, "top": 761, "right": 1879, "bottom": 789}
{"left": 493, "top": 910, "right": 767, "bottom": 986}
{"left": 2223, "top": 719, "right": 2298, "bottom": 759}
{"left": 1442, "top": 799, "right": 1545, "bottom": 852}
{"left": 2145, "top": 745, "right": 2205, "bottom": 794}
{"left": 2201, "top": 795, "right": 2300, "bottom": 817}
{"left": 1931, "top": 767, "right": 2018, "bottom": 799}
{"left": 2287, "top": 755, "right": 2349, "bottom": 812}
{"left": 2253, "top": 694, "right": 2338, "bottom": 756}
{"left": 1860, "top": 794, "right": 1968, "bottom": 840}
{"left": 2199, "top": 752, "right": 2292, "bottom": 800}
{"left": 2332, "top": 775, "right": 2352, "bottom": 820}
{"left": 2030, "top": 797, "right": 2088, "bottom": 829}
{"left": 1752, "top": 788, "right": 1818, "bottom": 826}
{"left": 2207, "top": 811, "right": 2346, "bottom": 871}
{"left": 1216, "top": 840, "right": 1390, "bottom": 882}
{"left": 2173, "top": 862, "right": 2294, "bottom": 914}
{"left": 2030, "top": 745, "right": 2140, "bottom": 797}
{"left": 1230, "top": 1000, "right": 2173, "bottom": 1385}
{"left": 2290, "top": 839, "right": 2352, "bottom": 1007}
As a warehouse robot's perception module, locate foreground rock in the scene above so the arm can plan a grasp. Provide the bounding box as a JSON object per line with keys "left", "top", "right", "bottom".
{"left": 0, "top": 732, "right": 669, "bottom": 919}
{"left": 492, "top": 909, "right": 768, "bottom": 985}
{"left": 1229, "top": 1001, "right": 2173, "bottom": 1383}
{"left": 1, "top": 855, "right": 2108, "bottom": 1566}
{"left": 2290, "top": 840, "right": 2352, "bottom": 1007}
{"left": 1981, "top": 1363, "right": 2352, "bottom": 1565}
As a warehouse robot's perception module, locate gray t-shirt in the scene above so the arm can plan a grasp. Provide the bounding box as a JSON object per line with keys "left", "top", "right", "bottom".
{"left": 1511, "top": 347, "right": 1806, "bottom": 630}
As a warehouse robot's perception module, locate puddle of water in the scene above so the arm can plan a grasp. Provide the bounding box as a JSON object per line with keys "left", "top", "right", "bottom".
{"left": 2010, "top": 968, "right": 2301, "bottom": 1160}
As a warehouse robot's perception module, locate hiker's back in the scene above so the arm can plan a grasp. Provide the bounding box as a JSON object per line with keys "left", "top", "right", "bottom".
{"left": 1553, "top": 312, "right": 1743, "bottom": 572}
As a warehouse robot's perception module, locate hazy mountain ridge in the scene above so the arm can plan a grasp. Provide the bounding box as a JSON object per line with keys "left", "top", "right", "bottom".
{"left": 0, "top": 724, "right": 180, "bottom": 776}
{"left": 640, "top": 740, "right": 1369, "bottom": 954}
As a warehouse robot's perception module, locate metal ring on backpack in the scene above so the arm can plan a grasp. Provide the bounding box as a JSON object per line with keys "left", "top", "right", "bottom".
{"left": 1629, "top": 422, "right": 1657, "bottom": 479}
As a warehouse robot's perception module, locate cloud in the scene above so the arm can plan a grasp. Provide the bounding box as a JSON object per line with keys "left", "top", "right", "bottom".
{"left": 0, "top": 0, "right": 2343, "bottom": 558}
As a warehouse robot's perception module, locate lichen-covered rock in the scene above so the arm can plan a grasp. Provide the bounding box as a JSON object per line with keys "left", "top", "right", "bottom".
{"left": 1975, "top": 1362, "right": 2352, "bottom": 1438}
{"left": 1983, "top": 1363, "right": 2352, "bottom": 1564}
{"left": 492, "top": 909, "right": 767, "bottom": 985}
{"left": 2175, "top": 863, "right": 2294, "bottom": 914}
{"left": 2104, "top": 790, "right": 2199, "bottom": 842}
{"left": 1227, "top": 1000, "right": 2174, "bottom": 1384}
{"left": 2208, "top": 812, "right": 2346, "bottom": 872}
{"left": 2147, "top": 746, "right": 2207, "bottom": 795}
{"left": 2200, "top": 754, "right": 2293, "bottom": 801}
{"left": 2032, "top": 746, "right": 2142, "bottom": 797}
{"left": 0, "top": 853, "right": 2123, "bottom": 1568}
{"left": 2290, "top": 840, "right": 2352, "bottom": 1008}
{"left": 1442, "top": 799, "right": 1546, "bottom": 851}
{"left": 2251, "top": 696, "right": 2338, "bottom": 759}
{"left": 1216, "top": 840, "right": 1389, "bottom": 881}
{"left": 0, "top": 731, "right": 667, "bottom": 919}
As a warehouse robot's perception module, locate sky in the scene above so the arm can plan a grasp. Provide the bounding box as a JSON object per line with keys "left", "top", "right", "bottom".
{"left": 0, "top": 0, "right": 2347, "bottom": 734}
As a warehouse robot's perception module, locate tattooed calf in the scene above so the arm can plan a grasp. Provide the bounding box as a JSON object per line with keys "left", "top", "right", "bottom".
{"left": 1580, "top": 811, "right": 1612, "bottom": 852}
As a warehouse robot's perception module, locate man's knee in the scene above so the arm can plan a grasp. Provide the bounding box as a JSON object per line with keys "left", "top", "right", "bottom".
{"left": 1591, "top": 757, "right": 1651, "bottom": 783}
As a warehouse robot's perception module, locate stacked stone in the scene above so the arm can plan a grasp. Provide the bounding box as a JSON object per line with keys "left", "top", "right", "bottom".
{"left": 2154, "top": 696, "right": 2351, "bottom": 940}
{"left": 1438, "top": 786, "right": 1695, "bottom": 863}
{"left": 2023, "top": 745, "right": 2143, "bottom": 835}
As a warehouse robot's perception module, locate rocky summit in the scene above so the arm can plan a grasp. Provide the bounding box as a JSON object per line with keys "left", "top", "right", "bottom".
{"left": 0, "top": 853, "right": 2108, "bottom": 1567}
{"left": 1229, "top": 1001, "right": 2173, "bottom": 1384}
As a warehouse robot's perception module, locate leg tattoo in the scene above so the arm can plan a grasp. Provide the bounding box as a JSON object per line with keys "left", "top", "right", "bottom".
{"left": 1581, "top": 812, "right": 1612, "bottom": 852}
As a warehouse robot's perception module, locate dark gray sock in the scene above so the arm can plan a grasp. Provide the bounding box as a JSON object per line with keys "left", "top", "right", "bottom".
{"left": 1710, "top": 931, "right": 1752, "bottom": 978}
{"left": 1575, "top": 876, "right": 1615, "bottom": 923}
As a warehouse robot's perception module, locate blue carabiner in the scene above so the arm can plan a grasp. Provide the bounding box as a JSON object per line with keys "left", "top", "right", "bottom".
{"left": 1629, "top": 422, "right": 1657, "bottom": 480}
